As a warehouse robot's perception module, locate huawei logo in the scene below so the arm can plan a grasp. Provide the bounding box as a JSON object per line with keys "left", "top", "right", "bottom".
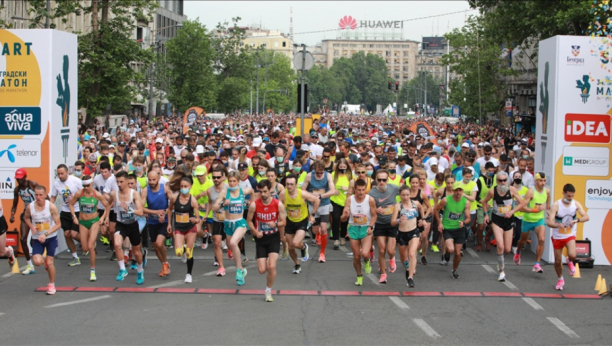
{"left": 339, "top": 16, "right": 357, "bottom": 30}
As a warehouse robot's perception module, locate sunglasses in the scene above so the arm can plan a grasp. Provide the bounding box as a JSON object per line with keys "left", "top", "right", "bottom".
{"left": 315, "top": 171, "right": 324, "bottom": 175}
{"left": 356, "top": 171, "right": 366, "bottom": 174}
{"left": 377, "top": 178, "right": 388, "bottom": 182}
{"left": 212, "top": 176, "right": 223, "bottom": 179}
{"left": 323, "top": 156, "right": 331, "bottom": 159}
{"left": 498, "top": 179, "right": 507, "bottom": 183}
{"left": 82, "top": 184, "right": 91, "bottom": 188}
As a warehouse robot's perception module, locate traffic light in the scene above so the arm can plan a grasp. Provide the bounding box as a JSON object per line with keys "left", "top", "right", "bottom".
{"left": 395, "top": 81, "right": 399, "bottom": 91}
{"left": 388, "top": 81, "right": 392, "bottom": 90}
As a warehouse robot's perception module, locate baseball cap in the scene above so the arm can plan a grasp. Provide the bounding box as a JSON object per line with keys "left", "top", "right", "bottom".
{"left": 194, "top": 165, "right": 207, "bottom": 176}
{"left": 15, "top": 168, "right": 27, "bottom": 179}
{"left": 88, "top": 153, "right": 98, "bottom": 162}
{"left": 118, "top": 141, "right": 126, "bottom": 146}
{"left": 84, "top": 134, "right": 91, "bottom": 141}
{"left": 461, "top": 142, "right": 470, "bottom": 148}
{"left": 238, "top": 163, "right": 248, "bottom": 170}
{"left": 155, "top": 138, "right": 164, "bottom": 144}
{"left": 428, "top": 157, "right": 439, "bottom": 166}
{"left": 452, "top": 181, "right": 463, "bottom": 190}
{"left": 229, "top": 137, "right": 237, "bottom": 142}
{"left": 102, "top": 132, "right": 110, "bottom": 138}
{"left": 195, "top": 145, "right": 205, "bottom": 154}
{"left": 253, "top": 138, "right": 262, "bottom": 147}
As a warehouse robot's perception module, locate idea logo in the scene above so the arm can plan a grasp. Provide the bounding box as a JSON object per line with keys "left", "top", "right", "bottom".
{"left": 564, "top": 113, "right": 611, "bottom": 144}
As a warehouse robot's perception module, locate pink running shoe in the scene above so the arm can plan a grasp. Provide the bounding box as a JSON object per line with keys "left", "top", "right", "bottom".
{"left": 379, "top": 273, "right": 387, "bottom": 284}
{"left": 532, "top": 263, "right": 543, "bottom": 273}
{"left": 46, "top": 284, "right": 56, "bottom": 295}
{"left": 566, "top": 259, "right": 576, "bottom": 276}
{"left": 513, "top": 253, "right": 521, "bottom": 265}
{"left": 555, "top": 278, "right": 564, "bottom": 291}
{"left": 216, "top": 267, "right": 226, "bottom": 277}
{"left": 389, "top": 258, "right": 397, "bottom": 273}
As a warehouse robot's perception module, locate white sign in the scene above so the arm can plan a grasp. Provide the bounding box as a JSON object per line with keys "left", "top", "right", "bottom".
{"left": 585, "top": 179, "right": 612, "bottom": 209}
{"left": 0, "top": 139, "right": 41, "bottom": 168}
{"left": 0, "top": 170, "right": 15, "bottom": 199}
{"left": 562, "top": 146, "right": 609, "bottom": 176}
{"left": 293, "top": 52, "right": 314, "bottom": 71}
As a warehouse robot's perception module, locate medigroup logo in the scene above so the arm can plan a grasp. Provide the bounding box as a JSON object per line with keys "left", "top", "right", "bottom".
{"left": 0, "top": 139, "right": 41, "bottom": 168}
{"left": 562, "top": 146, "right": 609, "bottom": 177}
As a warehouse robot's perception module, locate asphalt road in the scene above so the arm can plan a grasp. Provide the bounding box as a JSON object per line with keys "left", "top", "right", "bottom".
{"left": 1, "top": 235, "right": 611, "bottom": 345}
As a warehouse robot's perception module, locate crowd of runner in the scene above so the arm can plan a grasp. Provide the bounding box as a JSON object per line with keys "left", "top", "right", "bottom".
{"left": 0, "top": 113, "right": 589, "bottom": 301}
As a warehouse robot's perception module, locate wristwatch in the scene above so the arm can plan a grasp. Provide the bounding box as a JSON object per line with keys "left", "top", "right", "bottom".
{"left": 43, "top": 231, "right": 49, "bottom": 236}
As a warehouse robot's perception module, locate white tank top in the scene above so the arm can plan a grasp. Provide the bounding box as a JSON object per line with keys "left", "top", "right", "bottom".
{"left": 349, "top": 195, "right": 371, "bottom": 226}
{"left": 114, "top": 190, "right": 137, "bottom": 224}
{"left": 552, "top": 199, "right": 577, "bottom": 240}
{"left": 29, "top": 201, "right": 56, "bottom": 238}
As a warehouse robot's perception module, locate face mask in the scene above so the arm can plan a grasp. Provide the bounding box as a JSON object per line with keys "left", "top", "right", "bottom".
{"left": 366, "top": 171, "right": 373, "bottom": 177}
{"left": 339, "top": 168, "right": 346, "bottom": 174}
{"left": 523, "top": 155, "right": 529, "bottom": 159}
{"left": 277, "top": 156, "right": 284, "bottom": 163}
{"left": 513, "top": 178, "right": 522, "bottom": 185}
{"left": 223, "top": 161, "right": 229, "bottom": 167}
{"left": 74, "top": 170, "right": 83, "bottom": 177}
{"left": 167, "top": 164, "right": 175, "bottom": 170}
{"left": 563, "top": 198, "right": 571, "bottom": 204}
{"left": 135, "top": 166, "right": 143, "bottom": 172}
{"left": 378, "top": 185, "right": 387, "bottom": 192}
{"left": 293, "top": 167, "right": 301, "bottom": 172}
{"left": 180, "top": 188, "right": 190, "bottom": 195}
{"left": 463, "top": 178, "right": 470, "bottom": 184}
{"left": 229, "top": 186, "right": 238, "bottom": 192}
{"left": 259, "top": 170, "right": 266, "bottom": 176}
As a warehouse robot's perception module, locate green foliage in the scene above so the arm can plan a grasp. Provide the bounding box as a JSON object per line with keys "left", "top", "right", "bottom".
{"left": 398, "top": 73, "right": 443, "bottom": 114}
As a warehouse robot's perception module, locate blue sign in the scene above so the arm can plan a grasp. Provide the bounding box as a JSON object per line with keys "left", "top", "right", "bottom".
{"left": 506, "top": 110, "right": 513, "bottom": 117}
{"left": 451, "top": 105, "right": 461, "bottom": 118}
{"left": 0, "top": 107, "right": 41, "bottom": 135}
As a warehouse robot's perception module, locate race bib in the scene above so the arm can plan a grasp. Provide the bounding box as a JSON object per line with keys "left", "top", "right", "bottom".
{"left": 498, "top": 205, "right": 511, "bottom": 213}
{"left": 381, "top": 206, "right": 394, "bottom": 215}
{"left": 288, "top": 209, "right": 301, "bottom": 219}
{"left": 120, "top": 211, "right": 134, "bottom": 220}
{"left": 448, "top": 212, "right": 462, "bottom": 220}
{"left": 259, "top": 222, "right": 275, "bottom": 232}
{"left": 313, "top": 189, "right": 325, "bottom": 195}
{"left": 35, "top": 222, "right": 50, "bottom": 231}
{"left": 353, "top": 214, "right": 367, "bottom": 225}
{"left": 559, "top": 227, "right": 572, "bottom": 235}
{"left": 81, "top": 204, "right": 96, "bottom": 214}
{"left": 215, "top": 210, "right": 225, "bottom": 221}
{"left": 175, "top": 213, "right": 189, "bottom": 223}
{"left": 229, "top": 203, "right": 242, "bottom": 214}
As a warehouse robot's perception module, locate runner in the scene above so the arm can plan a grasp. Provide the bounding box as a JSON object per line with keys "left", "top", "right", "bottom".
{"left": 67, "top": 175, "right": 110, "bottom": 281}
{"left": 341, "top": 178, "right": 377, "bottom": 285}
{"left": 417, "top": 170, "right": 433, "bottom": 265}
{"left": 302, "top": 160, "right": 338, "bottom": 263}
{"left": 0, "top": 199, "right": 16, "bottom": 270}
{"left": 369, "top": 169, "right": 400, "bottom": 283}
{"left": 212, "top": 171, "right": 254, "bottom": 285}
{"left": 10, "top": 168, "right": 39, "bottom": 275}
{"left": 191, "top": 165, "right": 213, "bottom": 251}
{"left": 547, "top": 184, "right": 589, "bottom": 290}
{"left": 246, "top": 179, "right": 287, "bottom": 302}
{"left": 407, "top": 174, "right": 431, "bottom": 264}
{"left": 481, "top": 171, "right": 525, "bottom": 282}
{"left": 278, "top": 174, "right": 319, "bottom": 274}
{"left": 510, "top": 171, "right": 529, "bottom": 254}
{"left": 330, "top": 158, "right": 352, "bottom": 250}
{"left": 22, "top": 185, "right": 62, "bottom": 295}
{"left": 205, "top": 167, "right": 228, "bottom": 276}
{"left": 434, "top": 181, "right": 471, "bottom": 279}
{"left": 475, "top": 162, "right": 497, "bottom": 251}
{"left": 49, "top": 164, "right": 83, "bottom": 267}
{"left": 167, "top": 176, "right": 201, "bottom": 283}
{"left": 391, "top": 185, "right": 424, "bottom": 287}
{"left": 433, "top": 174, "right": 456, "bottom": 263}
{"left": 515, "top": 172, "right": 550, "bottom": 273}
{"left": 93, "top": 163, "right": 113, "bottom": 255}
{"left": 142, "top": 170, "right": 172, "bottom": 277}
{"left": 266, "top": 169, "right": 288, "bottom": 260}
{"left": 108, "top": 171, "right": 145, "bottom": 284}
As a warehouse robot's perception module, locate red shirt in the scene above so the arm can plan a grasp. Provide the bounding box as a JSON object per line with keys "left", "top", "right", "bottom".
{"left": 254, "top": 198, "right": 279, "bottom": 235}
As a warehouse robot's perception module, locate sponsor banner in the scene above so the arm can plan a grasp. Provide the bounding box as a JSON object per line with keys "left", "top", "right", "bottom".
{"left": 0, "top": 107, "right": 41, "bottom": 135}
{"left": 0, "top": 170, "right": 16, "bottom": 199}
{"left": 564, "top": 113, "right": 610, "bottom": 143}
{"left": 0, "top": 139, "right": 41, "bottom": 168}
{"left": 562, "top": 146, "right": 609, "bottom": 176}
{"left": 585, "top": 179, "right": 612, "bottom": 209}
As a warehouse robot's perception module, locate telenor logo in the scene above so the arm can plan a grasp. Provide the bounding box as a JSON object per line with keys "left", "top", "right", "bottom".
{"left": 0, "top": 144, "right": 16, "bottom": 163}
{"left": 564, "top": 113, "right": 611, "bottom": 144}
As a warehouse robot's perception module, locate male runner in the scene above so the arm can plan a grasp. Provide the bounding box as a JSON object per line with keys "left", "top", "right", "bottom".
{"left": 368, "top": 169, "right": 399, "bottom": 283}
{"left": 205, "top": 167, "right": 228, "bottom": 276}
{"left": 516, "top": 172, "right": 550, "bottom": 273}
{"left": 10, "top": 168, "right": 39, "bottom": 274}
{"left": 481, "top": 171, "right": 525, "bottom": 282}
{"left": 434, "top": 182, "right": 471, "bottom": 279}
{"left": 547, "top": 183, "right": 589, "bottom": 290}
{"left": 23, "top": 185, "right": 61, "bottom": 295}
{"left": 246, "top": 179, "right": 287, "bottom": 302}
{"left": 93, "top": 163, "right": 113, "bottom": 252}
{"left": 278, "top": 174, "right": 319, "bottom": 273}
{"left": 142, "top": 171, "right": 172, "bottom": 277}
{"left": 108, "top": 171, "right": 145, "bottom": 284}
{"left": 341, "top": 178, "right": 377, "bottom": 286}
{"left": 49, "top": 164, "right": 83, "bottom": 266}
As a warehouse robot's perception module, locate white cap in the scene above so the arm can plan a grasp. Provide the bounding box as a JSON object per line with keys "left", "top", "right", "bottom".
{"left": 428, "top": 157, "right": 439, "bottom": 166}
{"left": 155, "top": 138, "right": 164, "bottom": 144}
{"left": 461, "top": 142, "right": 470, "bottom": 148}
{"left": 229, "top": 137, "right": 237, "bottom": 142}
{"left": 196, "top": 145, "right": 205, "bottom": 154}
{"left": 253, "top": 138, "right": 262, "bottom": 147}
{"left": 102, "top": 132, "right": 110, "bottom": 138}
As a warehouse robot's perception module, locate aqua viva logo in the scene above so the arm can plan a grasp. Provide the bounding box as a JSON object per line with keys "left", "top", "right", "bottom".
{"left": 0, "top": 107, "right": 41, "bottom": 135}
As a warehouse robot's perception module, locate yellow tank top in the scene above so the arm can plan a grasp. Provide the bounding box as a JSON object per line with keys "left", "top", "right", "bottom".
{"left": 354, "top": 177, "right": 372, "bottom": 194}
{"left": 285, "top": 189, "right": 309, "bottom": 222}
{"left": 330, "top": 173, "right": 350, "bottom": 206}
{"left": 388, "top": 174, "right": 402, "bottom": 202}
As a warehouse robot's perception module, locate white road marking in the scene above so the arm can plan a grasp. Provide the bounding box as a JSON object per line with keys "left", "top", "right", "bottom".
{"left": 481, "top": 264, "right": 496, "bottom": 273}
{"left": 45, "top": 295, "right": 111, "bottom": 308}
{"left": 466, "top": 248, "right": 479, "bottom": 258}
{"left": 547, "top": 317, "right": 579, "bottom": 338}
{"left": 389, "top": 296, "right": 410, "bottom": 310}
{"left": 413, "top": 319, "right": 441, "bottom": 339}
{"left": 339, "top": 246, "right": 349, "bottom": 252}
{"left": 503, "top": 279, "right": 519, "bottom": 290}
{"left": 522, "top": 298, "right": 544, "bottom": 311}
{"left": 366, "top": 273, "right": 381, "bottom": 286}
{"left": 0, "top": 313, "right": 4, "bottom": 316}
{"left": 2, "top": 266, "right": 26, "bottom": 278}
{"left": 148, "top": 280, "right": 189, "bottom": 289}
{"left": 203, "top": 266, "right": 236, "bottom": 276}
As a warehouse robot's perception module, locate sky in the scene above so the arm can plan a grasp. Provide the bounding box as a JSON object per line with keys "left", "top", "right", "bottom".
{"left": 184, "top": 1, "right": 476, "bottom": 46}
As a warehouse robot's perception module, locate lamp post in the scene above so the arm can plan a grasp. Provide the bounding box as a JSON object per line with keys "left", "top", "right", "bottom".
{"left": 148, "top": 23, "right": 183, "bottom": 119}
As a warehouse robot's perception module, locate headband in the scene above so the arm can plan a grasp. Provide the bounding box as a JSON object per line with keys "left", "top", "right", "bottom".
{"left": 82, "top": 179, "right": 93, "bottom": 185}
{"left": 535, "top": 172, "right": 546, "bottom": 180}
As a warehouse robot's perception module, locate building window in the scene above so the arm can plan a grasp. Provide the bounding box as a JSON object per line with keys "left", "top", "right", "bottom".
{"left": 376, "top": 44, "right": 383, "bottom": 48}
{"left": 350, "top": 44, "right": 357, "bottom": 47}
{"left": 341, "top": 44, "right": 348, "bottom": 47}
{"left": 274, "top": 41, "right": 279, "bottom": 47}
{"left": 394, "top": 59, "right": 399, "bottom": 64}
{"left": 403, "top": 51, "right": 409, "bottom": 56}
{"left": 403, "top": 74, "right": 409, "bottom": 80}
{"left": 262, "top": 42, "right": 267, "bottom": 48}
{"left": 334, "top": 50, "right": 339, "bottom": 56}
{"left": 333, "top": 43, "right": 340, "bottom": 47}
{"left": 403, "top": 66, "right": 408, "bottom": 72}
{"left": 394, "top": 74, "right": 400, "bottom": 79}
{"left": 393, "top": 44, "right": 400, "bottom": 48}
{"left": 369, "top": 44, "right": 374, "bottom": 48}
{"left": 394, "top": 66, "right": 399, "bottom": 71}
{"left": 363, "top": 44, "right": 367, "bottom": 48}
{"left": 402, "top": 44, "right": 409, "bottom": 48}
{"left": 282, "top": 41, "right": 286, "bottom": 47}
{"left": 385, "top": 44, "right": 391, "bottom": 48}
{"left": 386, "top": 51, "right": 391, "bottom": 56}
{"left": 385, "top": 59, "right": 390, "bottom": 64}
{"left": 343, "top": 50, "right": 348, "bottom": 55}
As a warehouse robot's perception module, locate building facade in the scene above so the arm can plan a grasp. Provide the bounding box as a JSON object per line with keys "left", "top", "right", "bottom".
{"left": 241, "top": 27, "right": 294, "bottom": 66}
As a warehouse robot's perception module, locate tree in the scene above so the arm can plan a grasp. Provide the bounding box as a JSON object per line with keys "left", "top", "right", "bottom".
{"left": 441, "top": 16, "right": 514, "bottom": 120}
{"left": 398, "top": 73, "right": 443, "bottom": 114}
{"left": 164, "top": 19, "right": 216, "bottom": 113}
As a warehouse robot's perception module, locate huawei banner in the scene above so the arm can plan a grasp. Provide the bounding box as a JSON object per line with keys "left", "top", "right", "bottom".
{"left": 536, "top": 35, "right": 612, "bottom": 265}
{"left": 0, "top": 30, "right": 77, "bottom": 251}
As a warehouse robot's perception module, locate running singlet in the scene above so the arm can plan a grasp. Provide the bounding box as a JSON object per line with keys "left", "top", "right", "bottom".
{"left": 114, "top": 190, "right": 137, "bottom": 224}
{"left": 399, "top": 201, "right": 419, "bottom": 231}
{"left": 348, "top": 195, "right": 371, "bottom": 226}
{"left": 307, "top": 171, "right": 330, "bottom": 206}
{"left": 254, "top": 198, "right": 279, "bottom": 235}
{"left": 270, "top": 183, "right": 280, "bottom": 200}
{"left": 29, "top": 201, "right": 56, "bottom": 238}
{"left": 552, "top": 199, "right": 577, "bottom": 239}
{"left": 210, "top": 184, "right": 227, "bottom": 222}
{"left": 285, "top": 189, "right": 308, "bottom": 223}
{"left": 174, "top": 195, "right": 195, "bottom": 231}
{"left": 78, "top": 191, "right": 97, "bottom": 215}
{"left": 442, "top": 196, "right": 467, "bottom": 230}
{"left": 523, "top": 188, "right": 547, "bottom": 223}
{"left": 146, "top": 184, "right": 168, "bottom": 224}
{"left": 18, "top": 185, "right": 35, "bottom": 209}
{"left": 513, "top": 186, "right": 529, "bottom": 219}
{"left": 225, "top": 188, "right": 245, "bottom": 216}
{"left": 492, "top": 188, "right": 513, "bottom": 216}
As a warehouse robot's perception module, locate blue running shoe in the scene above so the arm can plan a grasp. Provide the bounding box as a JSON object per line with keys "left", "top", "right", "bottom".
{"left": 136, "top": 271, "right": 144, "bottom": 285}
{"left": 236, "top": 268, "right": 247, "bottom": 286}
{"left": 116, "top": 269, "right": 128, "bottom": 281}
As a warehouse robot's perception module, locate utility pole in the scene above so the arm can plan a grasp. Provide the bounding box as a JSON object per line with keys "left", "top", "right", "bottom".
{"left": 256, "top": 56, "right": 260, "bottom": 115}
{"left": 300, "top": 44, "right": 306, "bottom": 137}
{"left": 250, "top": 79, "right": 253, "bottom": 116}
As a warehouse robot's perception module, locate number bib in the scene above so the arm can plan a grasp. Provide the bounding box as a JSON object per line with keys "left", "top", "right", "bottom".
{"left": 353, "top": 214, "right": 367, "bottom": 225}
{"left": 288, "top": 209, "right": 301, "bottom": 219}
{"left": 559, "top": 227, "right": 572, "bottom": 235}
{"left": 448, "top": 212, "right": 462, "bottom": 220}
{"left": 175, "top": 213, "right": 189, "bottom": 223}
{"left": 498, "top": 205, "right": 511, "bottom": 213}
{"left": 215, "top": 210, "right": 225, "bottom": 221}
{"left": 35, "top": 222, "right": 50, "bottom": 231}
{"left": 381, "top": 206, "right": 394, "bottom": 215}
{"left": 81, "top": 204, "right": 96, "bottom": 214}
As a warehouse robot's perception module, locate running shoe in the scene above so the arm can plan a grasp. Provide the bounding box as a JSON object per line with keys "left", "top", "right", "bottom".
{"left": 364, "top": 260, "right": 372, "bottom": 274}
{"left": 265, "top": 291, "right": 274, "bottom": 302}
{"left": 236, "top": 268, "right": 247, "bottom": 286}
{"left": 355, "top": 276, "right": 363, "bottom": 286}
{"left": 292, "top": 264, "right": 302, "bottom": 274}
{"left": 130, "top": 259, "right": 138, "bottom": 270}
{"left": 567, "top": 259, "right": 576, "bottom": 276}
{"left": 555, "top": 277, "right": 565, "bottom": 291}
{"left": 280, "top": 248, "right": 289, "bottom": 260}
{"left": 136, "top": 271, "right": 144, "bottom": 285}
{"left": 370, "top": 245, "right": 375, "bottom": 262}
{"left": 318, "top": 253, "right": 326, "bottom": 263}
{"left": 439, "top": 255, "right": 448, "bottom": 266}
{"left": 513, "top": 252, "right": 521, "bottom": 265}
{"left": 142, "top": 248, "right": 148, "bottom": 267}
{"left": 511, "top": 246, "right": 517, "bottom": 255}
{"left": 195, "top": 238, "right": 202, "bottom": 248}
{"left": 46, "top": 284, "right": 56, "bottom": 295}
{"left": 498, "top": 272, "right": 506, "bottom": 282}
{"left": 6, "top": 246, "right": 14, "bottom": 267}
{"left": 68, "top": 257, "right": 81, "bottom": 267}
{"left": 431, "top": 244, "right": 440, "bottom": 253}
{"left": 333, "top": 240, "right": 340, "bottom": 250}
{"left": 90, "top": 271, "right": 97, "bottom": 282}
{"left": 221, "top": 241, "right": 228, "bottom": 250}
{"left": 389, "top": 258, "right": 397, "bottom": 273}
{"left": 22, "top": 264, "right": 35, "bottom": 275}
{"left": 407, "top": 277, "right": 415, "bottom": 288}
{"left": 301, "top": 243, "right": 309, "bottom": 262}
{"left": 242, "top": 254, "right": 249, "bottom": 263}
{"left": 201, "top": 240, "right": 208, "bottom": 250}
{"left": 110, "top": 251, "right": 117, "bottom": 261}
{"left": 166, "top": 238, "right": 173, "bottom": 248}
{"left": 83, "top": 251, "right": 89, "bottom": 256}
{"left": 159, "top": 263, "right": 169, "bottom": 277}
{"left": 452, "top": 270, "right": 459, "bottom": 279}
{"left": 228, "top": 250, "right": 233, "bottom": 260}
{"left": 116, "top": 269, "right": 128, "bottom": 281}
{"left": 100, "top": 235, "right": 109, "bottom": 245}
{"left": 379, "top": 273, "right": 387, "bottom": 284}
{"left": 533, "top": 263, "right": 544, "bottom": 273}
{"left": 475, "top": 244, "right": 482, "bottom": 252}
{"left": 421, "top": 256, "right": 428, "bottom": 265}
{"left": 216, "top": 267, "right": 226, "bottom": 276}
{"left": 213, "top": 261, "right": 219, "bottom": 266}
{"left": 340, "top": 238, "right": 346, "bottom": 246}
{"left": 184, "top": 273, "right": 192, "bottom": 283}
